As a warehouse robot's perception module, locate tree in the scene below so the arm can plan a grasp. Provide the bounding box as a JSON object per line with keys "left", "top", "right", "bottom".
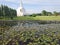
{"left": 32, "top": 14, "right": 36, "bottom": 17}
{"left": 53, "top": 11, "right": 58, "bottom": 16}
{"left": 3, "top": 5, "right": 10, "bottom": 17}
{"left": 47, "top": 12, "right": 52, "bottom": 16}
{"left": 0, "top": 5, "right": 4, "bottom": 17}
{"left": 41, "top": 10, "right": 47, "bottom": 16}
{"left": 0, "top": 5, "right": 17, "bottom": 19}
{"left": 0, "top": 6, "right": 2, "bottom": 17}
{"left": 9, "top": 8, "right": 17, "bottom": 19}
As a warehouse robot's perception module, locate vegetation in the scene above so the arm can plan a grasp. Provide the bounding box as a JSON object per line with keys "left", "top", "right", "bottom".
{"left": 0, "top": 16, "right": 60, "bottom": 21}
{"left": 0, "top": 5, "right": 17, "bottom": 19}
{"left": 0, "top": 25, "right": 60, "bottom": 45}
{"left": 0, "top": 5, "right": 60, "bottom": 20}
{"left": 29, "top": 10, "right": 60, "bottom": 16}
{"left": 0, "top": 21, "right": 60, "bottom": 45}
{"left": 13, "top": 16, "right": 60, "bottom": 21}
{"left": 0, "top": 4, "right": 60, "bottom": 45}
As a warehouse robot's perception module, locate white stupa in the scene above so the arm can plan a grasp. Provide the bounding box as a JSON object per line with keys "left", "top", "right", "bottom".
{"left": 17, "top": 0, "right": 25, "bottom": 16}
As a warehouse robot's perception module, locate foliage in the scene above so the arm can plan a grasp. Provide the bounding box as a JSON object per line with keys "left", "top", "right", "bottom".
{"left": 0, "top": 5, "right": 17, "bottom": 19}
{"left": 28, "top": 10, "right": 60, "bottom": 16}
{"left": 0, "top": 25, "right": 60, "bottom": 45}
{"left": 41, "top": 10, "right": 47, "bottom": 16}
{"left": 53, "top": 11, "right": 60, "bottom": 16}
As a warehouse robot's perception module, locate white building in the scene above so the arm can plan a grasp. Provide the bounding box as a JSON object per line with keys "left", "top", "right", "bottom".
{"left": 17, "top": 0, "right": 25, "bottom": 16}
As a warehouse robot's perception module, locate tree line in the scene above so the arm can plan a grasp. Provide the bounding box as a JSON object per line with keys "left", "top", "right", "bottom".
{"left": 0, "top": 5, "right": 60, "bottom": 18}
{"left": 29, "top": 10, "right": 60, "bottom": 17}
{"left": 0, "top": 5, "right": 17, "bottom": 19}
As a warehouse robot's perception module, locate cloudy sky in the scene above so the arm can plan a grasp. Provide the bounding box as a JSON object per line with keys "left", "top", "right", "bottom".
{"left": 0, "top": 0, "right": 60, "bottom": 14}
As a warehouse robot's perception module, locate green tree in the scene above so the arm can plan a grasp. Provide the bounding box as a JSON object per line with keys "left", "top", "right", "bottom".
{"left": 41, "top": 10, "right": 47, "bottom": 16}
{"left": 47, "top": 12, "right": 52, "bottom": 16}
{"left": 0, "top": 5, "right": 17, "bottom": 19}
{"left": 3, "top": 5, "right": 10, "bottom": 17}
{"left": 53, "top": 11, "right": 58, "bottom": 16}
{"left": 0, "top": 5, "right": 4, "bottom": 17}
{"left": 0, "top": 6, "right": 2, "bottom": 18}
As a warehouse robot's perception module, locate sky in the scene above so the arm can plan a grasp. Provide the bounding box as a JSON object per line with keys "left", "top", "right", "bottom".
{"left": 0, "top": 0, "right": 60, "bottom": 14}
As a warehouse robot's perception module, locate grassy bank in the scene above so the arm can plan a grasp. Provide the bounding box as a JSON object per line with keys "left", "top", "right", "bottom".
{"left": 14, "top": 16, "right": 60, "bottom": 21}
{"left": 0, "top": 16, "right": 60, "bottom": 21}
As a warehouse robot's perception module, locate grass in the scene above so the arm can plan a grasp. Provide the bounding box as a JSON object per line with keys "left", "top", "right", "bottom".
{"left": 0, "top": 16, "right": 60, "bottom": 21}
{"left": 14, "top": 16, "right": 60, "bottom": 21}
{"left": 34, "top": 16, "right": 60, "bottom": 21}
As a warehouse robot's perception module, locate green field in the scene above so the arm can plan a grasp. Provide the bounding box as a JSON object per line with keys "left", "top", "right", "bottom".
{"left": 14, "top": 16, "right": 60, "bottom": 21}
{"left": 0, "top": 16, "right": 60, "bottom": 21}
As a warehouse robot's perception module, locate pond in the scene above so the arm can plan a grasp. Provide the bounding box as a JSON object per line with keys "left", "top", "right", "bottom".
{"left": 0, "top": 20, "right": 60, "bottom": 45}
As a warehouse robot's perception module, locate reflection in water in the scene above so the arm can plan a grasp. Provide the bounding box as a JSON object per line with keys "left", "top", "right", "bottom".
{"left": 11, "top": 22, "right": 60, "bottom": 31}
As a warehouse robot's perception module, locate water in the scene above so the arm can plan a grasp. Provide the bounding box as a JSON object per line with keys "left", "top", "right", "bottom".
{"left": 0, "top": 21, "right": 60, "bottom": 45}
{"left": 10, "top": 21, "right": 60, "bottom": 31}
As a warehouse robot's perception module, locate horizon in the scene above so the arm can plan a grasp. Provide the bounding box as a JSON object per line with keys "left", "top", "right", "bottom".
{"left": 0, "top": 0, "right": 60, "bottom": 14}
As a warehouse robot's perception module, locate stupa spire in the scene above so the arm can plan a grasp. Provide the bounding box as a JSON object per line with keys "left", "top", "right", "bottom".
{"left": 20, "top": 0, "right": 23, "bottom": 7}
